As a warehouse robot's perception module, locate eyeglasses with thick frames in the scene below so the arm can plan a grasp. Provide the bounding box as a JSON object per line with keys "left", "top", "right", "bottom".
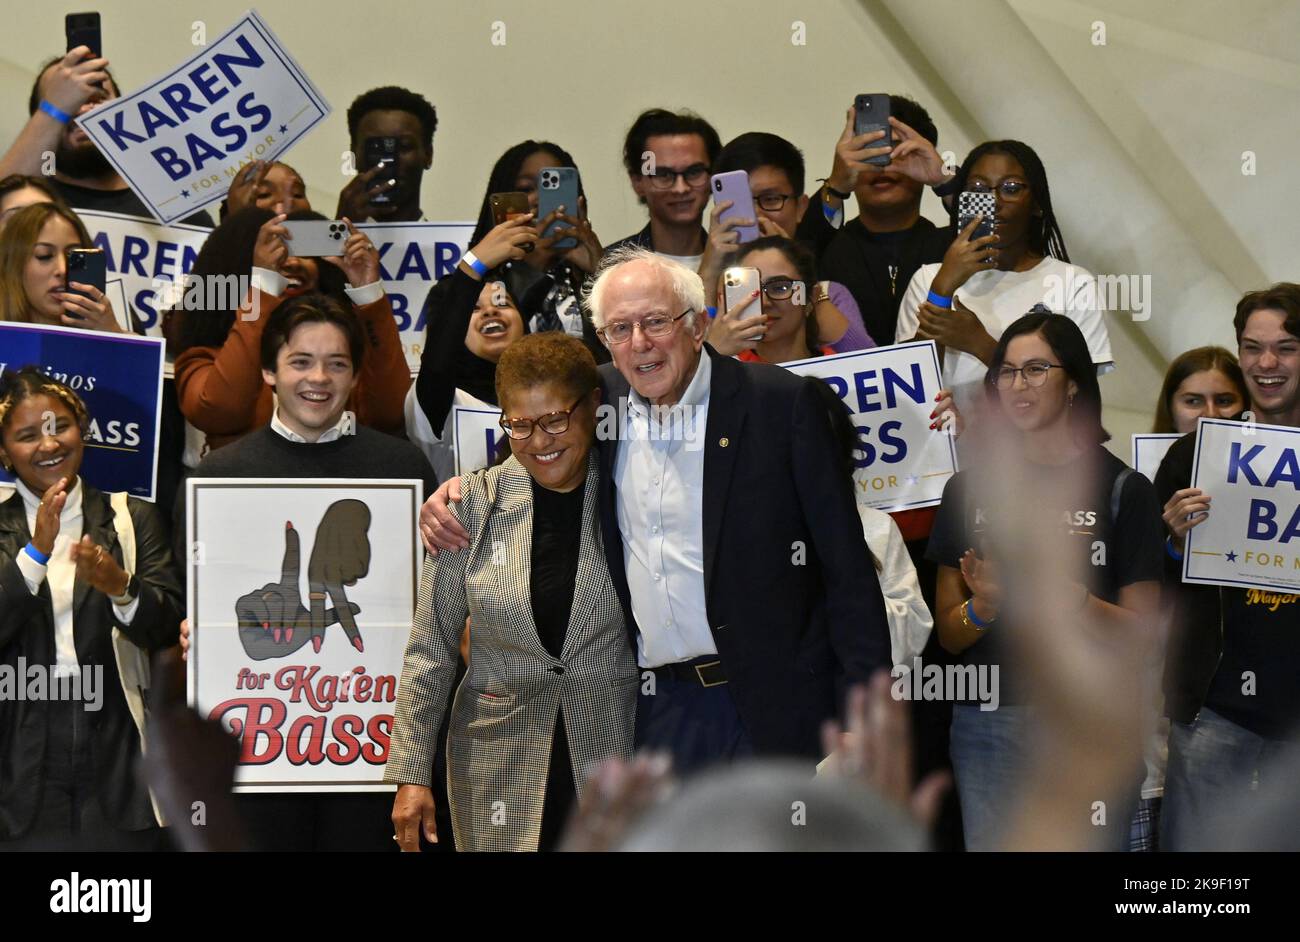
{"left": 760, "top": 277, "right": 807, "bottom": 303}
{"left": 969, "top": 180, "right": 1030, "bottom": 199}
{"left": 498, "top": 396, "right": 586, "bottom": 440}
{"left": 994, "top": 361, "right": 1064, "bottom": 389}
{"left": 644, "top": 164, "right": 710, "bottom": 189}
{"left": 597, "top": 309, "right": 691, "bottom": 345}
{"left": 754, "top": 193, "right": 793, "bottom": 211}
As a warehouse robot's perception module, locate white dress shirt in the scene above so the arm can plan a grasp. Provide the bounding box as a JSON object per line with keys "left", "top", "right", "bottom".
{"left": 270, "top": 407, "right": 355, "bottom": 443}
{"left": 13, "top": 479, "right": 139, "bottom": 674}
{"left": 613, "top": 352, "right": 716, "bottom": 668}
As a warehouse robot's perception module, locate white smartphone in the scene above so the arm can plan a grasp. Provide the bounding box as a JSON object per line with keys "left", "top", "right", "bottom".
{"left": 281, "top": 220, "right": 350, "bottom": 257}
{"left": 722, "top": 266, "right": 762, "bottom": 321}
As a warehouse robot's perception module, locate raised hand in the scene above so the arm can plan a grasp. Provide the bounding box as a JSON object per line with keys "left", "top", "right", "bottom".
{"left": 322, "top": 218, "right": 380, "bottom": 287}
{"left": 31, "top": 477, "right": 69, "bottom": 556}
{"left": 704, "top": 287, "right": 765, "bottom": 357}
{"left": 60, "top": 282, "right": 123, "bottom": 333}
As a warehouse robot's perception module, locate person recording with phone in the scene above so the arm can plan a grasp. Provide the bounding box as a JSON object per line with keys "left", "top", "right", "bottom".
{"left": 171, "top": 206, "right": 408, "bottom": 454}
{"left": 895, "top": 140, "right": 1113, "bottom": 418}
{"left": 0, "top": 202, "right": 121, "bottom": 333}
{"left": 810, "top": 96, "right": 956, "bottom": 347}
{"left": 706, "top": 133, "right": 873, "bottom": 353}
{"left": 927, "top": 312, "right": 1162, "bottom": 850}
{"left": 334, "top": 86, "right": 438, "bottom": 223}
{"left": 0, "top": 36, "right": 212, "bottom": 226}
{"left": 706, "top": 237, "right": 831, "bottom": 364}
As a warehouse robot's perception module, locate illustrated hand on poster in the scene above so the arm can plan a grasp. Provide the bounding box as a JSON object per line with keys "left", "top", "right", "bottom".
{"left": 234, "top": 520, "right": 361, "bottom": 660}
{"left": 306, "top": 499, "right": 373, "bottom": 654}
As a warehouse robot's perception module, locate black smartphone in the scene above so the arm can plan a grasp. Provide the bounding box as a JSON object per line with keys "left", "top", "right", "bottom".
{"left": 65, "top": 12, "right": 101, "bottom": 58}
{"left": 363, "top": 136, "right": 399, "bottom": 205}
{"left": 65, "top": 247, "right": 106, "bottom": 316}
{"left": 853, "top": 93, "right": 891, "bottom": 167}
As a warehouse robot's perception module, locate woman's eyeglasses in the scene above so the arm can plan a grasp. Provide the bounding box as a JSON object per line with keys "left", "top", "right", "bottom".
{"left": 760, "top": 277, "right": 807, "bottom": 303}
{"left": 969, "top": 180, "right": 1030, "bottom": 199}
{"left": 499, "top": 396, "right": 587, "bottom": 440}
{"left": 994, "top": 362, "right": 1064, "bottom": 389}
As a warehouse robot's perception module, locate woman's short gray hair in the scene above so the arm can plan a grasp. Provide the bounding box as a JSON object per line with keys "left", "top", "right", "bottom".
{"left": 582, "top": 245, "right": 706, "bottom": 331}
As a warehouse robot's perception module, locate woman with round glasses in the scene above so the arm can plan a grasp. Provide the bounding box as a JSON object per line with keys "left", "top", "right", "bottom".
{"left": 388, "top": 331, "right": 637, "bottom": 852}
{"left": 926, "top": 312, "right": 1162, "bottom": 850}
{"left": 894, "top": 140, "right": 1113, "bottom": 416}
{"left": 705, "top": 237, "right": 832, "bottom": 365}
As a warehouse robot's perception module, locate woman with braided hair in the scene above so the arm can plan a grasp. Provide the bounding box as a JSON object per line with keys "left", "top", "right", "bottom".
{"left": 0, "top": 367, "right": 181, "bottom": 848}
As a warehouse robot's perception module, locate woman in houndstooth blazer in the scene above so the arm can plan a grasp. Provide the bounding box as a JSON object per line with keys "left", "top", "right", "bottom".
{"left": 386, "top": 333, "right": 638, "bottom": 852}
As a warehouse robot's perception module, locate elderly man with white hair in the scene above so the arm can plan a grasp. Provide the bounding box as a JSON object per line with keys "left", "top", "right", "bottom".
{"left": 423, "top": 245, "right": 892, "bottom": 774}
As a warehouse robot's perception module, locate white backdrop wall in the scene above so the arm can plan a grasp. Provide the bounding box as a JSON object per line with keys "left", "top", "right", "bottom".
{"left": 2, "top": 0, "right": 1296, "bottom": 452}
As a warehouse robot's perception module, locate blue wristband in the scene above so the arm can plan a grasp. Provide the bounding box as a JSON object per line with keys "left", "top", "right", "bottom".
{"left": 705, "top": 306, "right": 718, "bottom": 319}
{"left": 23, "top": 542, "right": 50, "bottom": 566}
{"left": 965, "top": 598, "right": 992, "bottom": 629}
{"left": 927, "top": 290, "right": 953, "bottom": 309}
{"left": 39, "top": 100, "right": 72, "bottom": 125}
{"left": 1165, "top": 537, "right": 1184, "bottom": 562}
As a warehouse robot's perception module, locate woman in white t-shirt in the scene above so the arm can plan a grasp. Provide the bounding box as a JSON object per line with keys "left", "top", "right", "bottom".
{"left": 895, "top": 140, "right": 1113, "bottom": 416}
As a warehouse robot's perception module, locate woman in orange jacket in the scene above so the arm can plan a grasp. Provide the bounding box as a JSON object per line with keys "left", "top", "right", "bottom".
{"left": 172, "top": 206, "right": 409, "bottom": 454}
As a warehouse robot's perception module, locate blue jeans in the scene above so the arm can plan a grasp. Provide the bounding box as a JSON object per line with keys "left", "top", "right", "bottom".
{"left": 950, "top": 704, "right": 1137, "bottom": 850}
{"left": 949, "top": 704, "right": 1033, "bottom": 851}
{"left": 1161, "top": 707, "right": 1285, "bottom": 851}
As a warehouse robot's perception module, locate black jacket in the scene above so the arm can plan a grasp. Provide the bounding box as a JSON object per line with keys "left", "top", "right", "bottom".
{"left": 596, "top": 347, "right": 892, "bottom": 757}
{"left": 1153, "top": 431, "right": 1224, "bottom": 723}
{"left": 0, "top": 484, "right": 182, "bottom": 840}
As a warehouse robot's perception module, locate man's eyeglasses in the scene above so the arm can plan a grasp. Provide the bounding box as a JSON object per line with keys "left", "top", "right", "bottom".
{"left": 597, "top": 309, "right": 691, "bottom": 345}
{"left": 969, "top": 180, "right": 1030, "bottom": 199}
{"left": 994, "top": 362, "right": 1064, "bottom": 389}
{"left": 645, "top": 165, "right": 710, "bottom": 190}
{"left": 499, "top": 396, "right": 586, "bottom": 440}
{"left": 754, "top": 193, "right": 793, "bottom": 211}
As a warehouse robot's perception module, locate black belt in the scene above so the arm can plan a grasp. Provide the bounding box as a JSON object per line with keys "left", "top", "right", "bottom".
{"left": 649, "top": 657, "right": 727, "bottom": 687}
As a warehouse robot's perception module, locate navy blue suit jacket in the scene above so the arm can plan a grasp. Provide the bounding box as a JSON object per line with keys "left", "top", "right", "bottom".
{"left": 597, "top": 346, "right": 892, "bottom": 757}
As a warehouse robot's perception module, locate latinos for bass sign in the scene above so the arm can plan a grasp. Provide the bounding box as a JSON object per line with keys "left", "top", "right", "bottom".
{"left": 77, "top": 10, "right": 330, "bottom": 224}
{"left": 1185, "top": 417, "right": 1300, "bottom": 593}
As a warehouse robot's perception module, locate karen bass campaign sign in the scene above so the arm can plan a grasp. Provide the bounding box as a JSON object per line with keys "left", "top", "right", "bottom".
{"left": 187, "top": 478, "right": 421, "bottom": 791}
{"left": 0, "top": 324, "right": 164, "bottom": 499}
{"left": 77, "top": 10, "right": 330, "bottom": 224}
{"left": 784, "top": 341, "right": 957, "bottom": 512}
{"left": 356, "top": 222, "right": 475, "bottom": 373}
{"left": 1185, "top": 417, "right": 1300, "bottom": 593}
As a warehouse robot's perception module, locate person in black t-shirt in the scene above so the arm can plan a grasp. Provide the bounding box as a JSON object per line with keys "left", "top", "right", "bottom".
{"left": 0, "top": 47, "right": 212, "bottom": 227}
{"left": 802, "top": 95, "right": 957, "bottom": 347}
{"left": 928, "top": 312, "right": 1163, "bottom": 850}
{"left": 1156, "top": 283, "right": 1300, "bottom": 851}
